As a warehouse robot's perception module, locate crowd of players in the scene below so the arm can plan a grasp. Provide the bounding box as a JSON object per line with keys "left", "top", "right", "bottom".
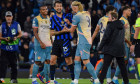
{"left": 0, "top": 0, "right": 140, "bottom": 84}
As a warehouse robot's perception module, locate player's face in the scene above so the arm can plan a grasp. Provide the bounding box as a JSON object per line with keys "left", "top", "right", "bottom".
{"left": 108, "top": 14, "right": 113, "bottom": 21}
{"left": 54, "top": 3, "right": 63, "bottom": 14}
{"left": 72, "top": 6, "right": 78, "bottom": 13}
{"left": 126, "top": 9, "right": 131, "bottom": 17}
{"left": 40, "top": 6, "right": 48, "bottom": 15}
{"left": 65, "top": 18, "right": 71, "bottom": 25}
{"left": 5, "top": 16, "right": 13, "bottom": 23}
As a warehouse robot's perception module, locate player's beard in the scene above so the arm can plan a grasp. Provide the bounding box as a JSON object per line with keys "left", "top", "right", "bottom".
{"left": 56, "top": 11, "right": 62, "bottom": 14}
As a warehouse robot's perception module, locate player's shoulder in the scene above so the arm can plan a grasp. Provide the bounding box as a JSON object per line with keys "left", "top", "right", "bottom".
{"left": 99, "top": 16, "right": 106, "bottom": 22}
{"left": 119, "top": 17, "right": 127, "bottom": 22}
{"left": 66, "top": 13, "right": 73, "bottom": 17}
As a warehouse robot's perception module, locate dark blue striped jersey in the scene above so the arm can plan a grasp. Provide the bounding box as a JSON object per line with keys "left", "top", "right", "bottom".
{"left": 50, "top": 13, "right": 72, "bottom": 40}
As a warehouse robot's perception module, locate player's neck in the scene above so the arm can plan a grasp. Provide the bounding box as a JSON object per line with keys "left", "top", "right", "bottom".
{"left": 42, "top": 14, "right": 47, "bottom": 18}
{"left": 56, "top": 12, "right": 63, "bottom": 18}
{"left": 122, "top": 14, "right": 128, "bottom": 19}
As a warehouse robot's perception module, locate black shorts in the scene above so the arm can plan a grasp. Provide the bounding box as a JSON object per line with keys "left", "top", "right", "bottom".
{"left": 51, "top": 39, "right": 71, "bottom": 58}
{"left": 134, "top": 41, "right": 140, "bottom": 58}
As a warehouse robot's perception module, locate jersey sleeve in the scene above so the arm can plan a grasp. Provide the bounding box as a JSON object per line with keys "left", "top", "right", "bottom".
{"left": 32, "top": 18, "right": 38, "bottom": 28}
{"left": 135, "top": 19, "right": 140, "bottom": 28}
{"left": 97, "top": 18, "right": 102, "bottom": 26}
{"left": 120, "top": 20, "right": 125, "bottom": 25}
{"left": 17, "top": 24, "right": 21, "bottom": 32}
{"left": 72, "top": 15, "right": 80, "bottom": 26}
{"left": 50, "top": 17, "right": 55, "bottom": 30}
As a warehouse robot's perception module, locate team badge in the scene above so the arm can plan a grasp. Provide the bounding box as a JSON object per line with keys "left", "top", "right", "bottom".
{"left": 45, "top": 20, "right": 47, "bottom": 24}
{"left": 11, "top": 28, "right": 16, "bottom": 35}
{"left": 38, "top": 56, "right": 41, "bottom": 60}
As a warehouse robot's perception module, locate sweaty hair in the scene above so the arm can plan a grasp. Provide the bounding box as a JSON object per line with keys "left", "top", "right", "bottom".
{"left": 54, "top": 1, "right": 62, "bottom": 7}
{"left": 71, "top": 1, "right": 83, "bottom": 12}
{"left": 110, "top": 12, "right": 118, "bottom": 19}
{"left": 122, "top": 6, "right": 131, "bottom": 12}
{"left": 105, "top": 5, "right": 115, "bottom": 14}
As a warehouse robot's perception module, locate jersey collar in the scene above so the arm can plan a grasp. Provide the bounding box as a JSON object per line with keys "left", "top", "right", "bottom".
{"left": 104, "top": 15, "right": 108, "bottom": 17}
{"left": 122, "top": 16, "right": 127, "bottom": 20}
{"left": 40, "top": 14, "right": 47, "bottom": 19}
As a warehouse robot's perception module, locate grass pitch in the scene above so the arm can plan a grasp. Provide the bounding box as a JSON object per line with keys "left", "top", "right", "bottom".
{"left": 3, "top": 78, "right": 138, "bottom": 84}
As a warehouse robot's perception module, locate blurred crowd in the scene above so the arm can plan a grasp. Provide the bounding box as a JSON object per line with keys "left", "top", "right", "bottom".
{"left": 0, "top": 0, "right": 140, "bottom": 72}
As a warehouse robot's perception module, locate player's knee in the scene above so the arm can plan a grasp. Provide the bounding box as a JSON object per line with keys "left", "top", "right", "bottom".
{"left": 35, "top": 61, "right": 41, "bottom": 66}
{"left": 74, "top": 56, "right": 81, "bottom": 61}
{"left": 45, "top": 60, "right": 50, "bottom": 64}
{"left": 50, "top": 59, "right": 56, "bottom": 65}
{"left": 82, "top": 59, "right": 90, "bottom": 65}
{"left": 65, "top": 57, "right": 73, "bottom": 65}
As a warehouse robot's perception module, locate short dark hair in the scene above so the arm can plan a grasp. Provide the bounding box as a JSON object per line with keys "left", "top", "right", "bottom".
{"left": 54, "top": 1, "right": 62, "bottom": 7}
{"left": 122, "top": 6, "right": 131, "bottom": 12}
{"left": 110, "top": 12, "right": 118, "bottom": 19}
{"left": 39, "top": 5, "right": 47, "bottom": 10}
{"left": 105, "top": 5, "right": 115, "bottom": 13}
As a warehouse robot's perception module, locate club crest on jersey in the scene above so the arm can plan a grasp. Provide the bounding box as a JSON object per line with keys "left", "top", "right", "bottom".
{"left": 45, "top": 20, "right": 47, "bottom": 24}
{"left": 61, "top": 21, "right": 64, "bottom": 24}
{"left": 11, "top": 28, "right": 16, "bottom": 35}
{"left": 38, "top": 56, "right": 41, "bottom": 60}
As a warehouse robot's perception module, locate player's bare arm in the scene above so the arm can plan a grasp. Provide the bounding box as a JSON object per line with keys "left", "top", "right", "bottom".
{"left": 50, "top": 29, "right": 67, "bottom": 36}
{"left": 91, "top": 25, "right": 100, "bottom": 43}
{"left": 125, "top": 38, "right": 132, "bottom": 46}
{"left": 33, "top": 28, "right": 46, "bottom": 49}
{"left": 134, "top": 27, "right": 140, "bottom": 39}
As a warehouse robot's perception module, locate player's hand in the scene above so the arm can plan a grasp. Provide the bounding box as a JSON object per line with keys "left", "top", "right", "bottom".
{"left": 62, "top": 26, "right": 69, "bottom": 33}
{"left": 4, "top": 37, "right": 10, "bottom": 42}
{"left": 130, "top": 45, "right": 135, "bottom": 53}
{"left": 40, "top": 42, "right": 46, "bottom": 49}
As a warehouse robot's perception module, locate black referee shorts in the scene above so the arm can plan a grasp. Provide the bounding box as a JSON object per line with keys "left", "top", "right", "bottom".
{"left": 134, "top": 40, "right": 140, "bottom": 58}
{"left": 51, "top": 39, "right": 72, "bottom": 58}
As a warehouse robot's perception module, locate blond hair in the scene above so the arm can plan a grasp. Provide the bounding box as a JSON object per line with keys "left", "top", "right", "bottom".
{"left": 71, "top": 1, "right": 83, "bottom": 12}
{"left": 110, "top": 12, "right": 118, "bottom": 19}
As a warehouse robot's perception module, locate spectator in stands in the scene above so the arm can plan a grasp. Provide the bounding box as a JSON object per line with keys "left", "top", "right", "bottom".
{"left": 20, "top": 32, "right": 30, "bottom": 62}
{"left": 131, "top": 0, "right": 140, "bottom": 12}
{"left": 91, "top": 10, "right": 100, "bottom": 35}
{"left": 130, "top": 5, "right": 137, "bottom": 26}
{"left": 114, "top": 0, "right": 121, "bottom": 12}
{"left": 103, "top": 0, "right": 110, "bottom": 10}
{"left": 0, "top": 2, "right": 6, "bottom": 21}
{"left": 97, "top": 9, "right": 103, "bottom": 18}
{"left": 24, "top": 16, "right": 32, "bottom": 34}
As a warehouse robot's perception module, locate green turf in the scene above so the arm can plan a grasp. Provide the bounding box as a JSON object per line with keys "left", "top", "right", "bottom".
{"left": 3, "top": 78, "right": 138, "bottom": 84}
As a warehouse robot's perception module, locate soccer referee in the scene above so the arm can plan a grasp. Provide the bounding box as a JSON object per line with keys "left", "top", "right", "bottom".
{"left": 131, "top": 11, "right": 140, "bottom": 83}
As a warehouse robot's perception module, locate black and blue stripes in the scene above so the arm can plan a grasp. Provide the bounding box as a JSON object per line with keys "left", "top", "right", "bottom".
{"left": 50, "top": 13, "right": 72, "bottom": 40}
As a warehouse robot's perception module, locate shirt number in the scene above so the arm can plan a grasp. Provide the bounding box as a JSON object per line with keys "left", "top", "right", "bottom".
{"left": 86, "top": 16, "right": 91, "bottom": 27}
